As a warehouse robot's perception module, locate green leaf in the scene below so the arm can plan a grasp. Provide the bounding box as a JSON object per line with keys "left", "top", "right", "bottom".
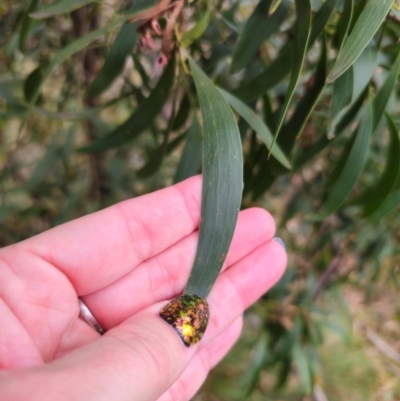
{"left": 20, "top": 0, "right": 158, "bottom": 132}
{"left": 364, "top": 114, "right": 400, "bottom": 216}
{"left": 19, "top": 0, "right": 39, "bottom": 52}
{"left": 371, "top": 50, "right": 400, "bottom": 130}
{"left": 368, "top": 164, "right": 400, "bottom": 223}
{"left": 326, "top": 0, "right": 394, "bottom": 82}
{"left": 136, "top": 99, "right": 183, "bottom": 179}
{"left": 79, "top": 52, "right": 176, "bottom": 153}
{"left": 293, "top": 86, "right": 369, "bottom": 169}
{"left": 352, "top": 44, "right": 377, "bottom": 100}
{"left": 29, "top": 0, "right": 96, "bottom": 19}
{"left": 335, "top": 0, "right": 354, "bottom": 51}
{"left": 269, "top": 0, "right": 311, "bottom": 155}
{"left": 240, "top": 334, "right": 268, "bottom": 395}
{"left": 292, "top": 342, "right": 313, "bottom": 394}
{"left": 368, "top": 189, "right": 400, "bottom": 222}
{"left": 328, "top": 67, "right": 354, "bottom": 136}
{"left": 88, "top": 22, "right": 140, "bottom": 97}
{"left": 280, "top": 34, "right": 327, "bottom": 155}
{"left": 308, "top": 0, "right": 338, "bottom": 46}
{"left": 182, "top": 10, "right": 211, "bottom": 47}
{"left": 219, "top": 88, "right": 291, "bottom": 169}
{"left": 231, "top": 0, "right": 290, "bottom": 72}
{"left": 24, "top": 66, "right": 44, "bottom": 103}
{"left": 353, "top": 50, "right": 400, "bottom": 207}
{"left": 184, "top": 57, "right": 243, "bottom": 298}
{"left": 132, "top": 54, "right": 151, "bottom": 91}
{"left": 335, "top": 86, "right": 370, "bottom": 135}
{"left": 174, "top": 115, "right": 203, "bottom": 184}
{"left": 328, "top": 44, "right": 377, "bottom": 137}
{"left": 231, "top": 46, "right": 292, "bottom": 101}
{"left": 233, "top": 0, "right": 336, "bottom": 102}
{"left": 172, "top": 94, "right": 191, "bottom": 131}
{"left": 318, "top": 102, "right": 373, "bottom": 217}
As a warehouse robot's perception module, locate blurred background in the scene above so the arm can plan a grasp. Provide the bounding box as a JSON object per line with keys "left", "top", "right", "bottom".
{"left": 1, "top": 0, "right": 400, "bottom": 399}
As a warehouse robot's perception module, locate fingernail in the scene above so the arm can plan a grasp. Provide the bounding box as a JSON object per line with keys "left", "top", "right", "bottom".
{"left": 160, "top": 294, "right": 210, "bottom": 347}
{"left": 272, "top": 237, "right": 286, "bottom": 251}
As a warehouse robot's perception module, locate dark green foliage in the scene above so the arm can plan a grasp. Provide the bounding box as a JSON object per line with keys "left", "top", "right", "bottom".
{"left": 184, "top": 56, "right": 243, "bottom": 298}
{"left": 1, "top": 0, "right": 400, "bottom": 397}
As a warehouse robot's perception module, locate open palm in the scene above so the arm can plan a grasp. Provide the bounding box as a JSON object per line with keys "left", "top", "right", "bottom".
{"left": 0, "top": 176, "right": 286, "bottom": 401}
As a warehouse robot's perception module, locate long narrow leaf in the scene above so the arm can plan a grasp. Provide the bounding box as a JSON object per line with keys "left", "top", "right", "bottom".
{"left": 335, "top": 0, "right": 353, "bottom": 50}
{"left": 352, "top": 45, "right": 377, "bottom": 99}
{"left": 269, "top": 0, "right": 311, "bottom": 155}
{"left": 88, "top": 22, "right": 140, "bottom": 97}
{"left": 185, "top": 57, "right": 243, "bottom": 298}
{"left": 328, "top": 44, "right": 377, "bottom": 137}
{"left": 79, "top": 52, "right": 175, "bottom": 153}
{"left": 30, "top": 0, "right": 96, "bottom": 19}
{"left": 21, "top": 0, "right": 157, "bottom": 132}
{"left": 280, "top": 35, "right": 327, "bottom": 155}
{"left": 182, "top": 10, "right": 211, "bottom": 47}
{"left": 232, "top": 46, "right": 292, "bottom": 101}
{"left": 219, "top": 89, "right": 291, "bottom": 169}
{"left": 293, "top": 87, "right": 369, "bottom": 169}
{"left": 328, "top": 68, "right": 354, "bottom": 135}
{"left": 327, "top": 0, "right": 394, "bottom": 82}
{"left": 231, "top": 0, "right": 290, "bottom": 72}
{"left": 368, "top": 148, "right": 400, "bottom": 222}
{"left": 19, "top": 0, "right": 39, "bottom": 52}
{"left": 233, "top": 0, "right": 337, "bottom": 101}
{"left": 371, "top": 50, "right": 400, "bottom": 129}
{"left": 318, "top": 102, "right": 373, "bottom": 217}
{"left": 364, "top": 114, "right": 400, "bottom": 216}
{"left": 172, "top": 94, "right": 191, "bottom": 131}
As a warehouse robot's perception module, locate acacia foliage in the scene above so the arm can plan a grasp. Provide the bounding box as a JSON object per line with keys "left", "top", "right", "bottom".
{"left": 0, "top": 0, "right": 400, "bottom": 396}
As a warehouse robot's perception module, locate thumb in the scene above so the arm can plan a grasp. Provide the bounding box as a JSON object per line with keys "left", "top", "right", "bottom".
{"left": 1, "top": 302, "right": 199, "bottom": 401}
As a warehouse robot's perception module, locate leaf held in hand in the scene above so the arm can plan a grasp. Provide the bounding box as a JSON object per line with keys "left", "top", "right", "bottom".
{"left": 184, "top": 56, "right": 243, "bottom": 298}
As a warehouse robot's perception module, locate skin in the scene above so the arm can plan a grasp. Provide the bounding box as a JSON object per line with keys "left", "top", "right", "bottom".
{"left": 0, "top": 175, "right": 286, "bottom": 401}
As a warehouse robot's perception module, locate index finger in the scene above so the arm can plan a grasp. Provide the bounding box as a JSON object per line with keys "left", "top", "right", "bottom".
{"left": 17, "top": 176, "right": 202, "bottom": 294}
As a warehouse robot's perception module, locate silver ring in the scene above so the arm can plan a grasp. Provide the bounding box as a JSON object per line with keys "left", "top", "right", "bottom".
{"left": 79, "top": 299, "right": 106, "bottom": 335}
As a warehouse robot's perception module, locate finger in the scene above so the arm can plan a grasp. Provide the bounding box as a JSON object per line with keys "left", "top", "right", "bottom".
{"left": 156, "top": 317, "right": 243, "bottom": 401}
{"left": 18, "top": 176, "right": 203, "bottom": 294}
{"left": 55, "top": 319, "right": 101, "bottom": 359}
{"left": 83, "top": 207, "right": 276, "bottom": 328}
{"left": 1, "top": 241, "right": 285, "bottom": 401}
{"left": 0, "top": 299, "right": 43, "bottom": 369}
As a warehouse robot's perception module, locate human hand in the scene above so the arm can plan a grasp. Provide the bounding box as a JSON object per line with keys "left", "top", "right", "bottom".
{"left": 0, "top": 176, "right": 286, "bottom": 401}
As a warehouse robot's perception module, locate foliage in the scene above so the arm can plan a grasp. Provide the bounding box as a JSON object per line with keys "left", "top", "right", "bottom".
{"left": 1, "top": 0, "right": 400, "bottom": 398}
